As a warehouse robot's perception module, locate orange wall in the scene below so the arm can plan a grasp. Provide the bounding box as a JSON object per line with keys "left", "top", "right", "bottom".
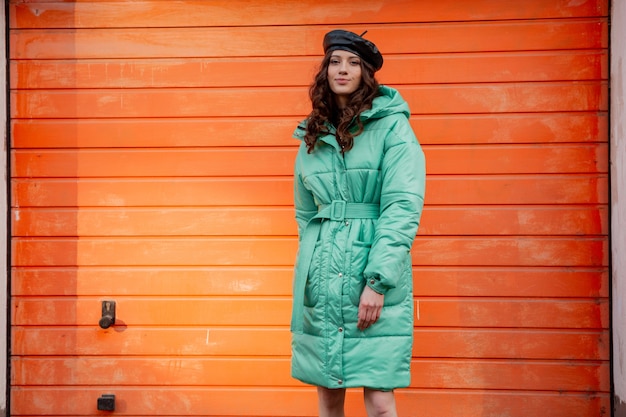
{"left": 9, "top": 1, "right": 609, "bottom": 416}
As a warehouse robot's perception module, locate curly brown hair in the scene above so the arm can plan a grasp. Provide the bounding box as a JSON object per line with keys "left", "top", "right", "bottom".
{"left": 304, "top": 51, "right": 380, "bottom": 153}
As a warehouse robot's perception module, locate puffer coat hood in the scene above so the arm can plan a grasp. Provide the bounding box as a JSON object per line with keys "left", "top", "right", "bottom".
{"left": 291, "top": 85, "right": 425, "bottom": 390}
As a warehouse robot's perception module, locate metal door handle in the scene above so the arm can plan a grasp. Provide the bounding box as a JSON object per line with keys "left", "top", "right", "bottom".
{"left": 99, "top": 300, "right": 116, "bottom": 329}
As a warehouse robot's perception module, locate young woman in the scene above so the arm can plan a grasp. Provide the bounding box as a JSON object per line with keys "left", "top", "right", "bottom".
{"left": 291, "top": 29, "right": 426, "bottom": 417}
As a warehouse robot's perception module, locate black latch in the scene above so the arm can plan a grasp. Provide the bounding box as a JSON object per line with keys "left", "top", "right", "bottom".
{"left": 99, "top": 300, "right": 116, "bottom": 329}
{"left": 97, "top": 394, "right": 115, "bottom": 411}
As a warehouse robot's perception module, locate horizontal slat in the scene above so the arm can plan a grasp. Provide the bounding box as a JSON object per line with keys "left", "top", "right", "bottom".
{"left": 10, "top": 20, "right": 608, "bottom": 60}
{"left": 11, "top": 144, "right": 609, "bottom": 177}
{"left": 12, "top": 178, "right": 294, "bottom": 207}
{"left": 399, "top": 82, "right": 608, "bottom": 115}
{"left": 385, "top": 50, "right": 608, "bottom": 84}
{"left": 10, "top": 237, "right": 298, "bottom": 266}
{"left": 11, "top": 176, "right": 609, "bottom": 207}
{"left": 12, "top": 327, "right": 609, "bottom": 360}
{"left": 11, "top": 206, "right": 609, "bottom": 237}
{"left": 429, "top": 175, "right": 609, "bottom": 205}
{"left": 10, "top": 113, "right": 609, "bottom": 148}
{"left": 11, "top": 357, "right": 609, "bottom": 391}
{"left": 9, "top": 51, "right": 608, "bottom": 89}
{"left": 9, "top": 0, "right": 608, "bottom": 28}
{"left": 11, "top": 148, "right": 297, "bottom": 177}
{"left": 11, "top": 237, "right": 608, "bottom": 267}
{"left": 11, "top": 207, "right": 299, "bottom": 237}
{"left": 413, "top": 267, "right": 609, "bottom": 298}
{"left": 419, "top": 206, "right": 608, "bottom": 236}
{"left": 414, "top": 237, "right": 607, "bottom": 267}
{"left": 10, "top": 267, "right": 297, "bottom": 297}
{"left": 10, "top": 82, "right": 609, "bottom": 118}
{"left": 411, "top": 329, "right": 610, "bottom": 360}
{"left": 9, "top": 387, "right": 611, "bottom": 417}
{"left": 10, "top": 266, "right": 609, "bottom": 298}
{"left": 423, "top": 144, "right": 608, "bottom": 174}
{"left": 11, "top": 297, "right": 608, "bottom": 328}
{"left": 411, "top": 360, "right": 610, "bottom": 391}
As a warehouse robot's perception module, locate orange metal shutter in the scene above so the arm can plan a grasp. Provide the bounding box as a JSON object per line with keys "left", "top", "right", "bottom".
{"left": 9, "top": 1, "right": 609, "bottom": 416}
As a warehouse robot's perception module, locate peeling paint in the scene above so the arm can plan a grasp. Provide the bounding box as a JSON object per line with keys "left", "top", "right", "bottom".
{"left": 616, "top": 395, "right": 626, "bottom": 417}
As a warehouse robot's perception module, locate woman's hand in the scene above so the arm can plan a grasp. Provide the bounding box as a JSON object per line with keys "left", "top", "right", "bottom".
{"left": 357, "top": 285, "right": 384, "bottom": 330}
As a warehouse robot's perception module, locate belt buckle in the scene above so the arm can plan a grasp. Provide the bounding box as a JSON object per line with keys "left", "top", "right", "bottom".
{"left": 330, "top": 200, "right": 346, "bottom": 221}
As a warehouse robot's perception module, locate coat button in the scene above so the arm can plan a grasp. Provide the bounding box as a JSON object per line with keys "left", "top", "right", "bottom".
{"left": 338, "top": 380, "right": 343, "bottom": 385}
{"left": 338, "top": 273, "right": 343, "bottom": 278}
{"left": 370, "top": 279, "right": 375, "bottom": 285}
{"left": 338, "top": 327, "right": 343, "bottom": 332}
{"left": 345, "top": 221, "right": 349, "bottom": 226}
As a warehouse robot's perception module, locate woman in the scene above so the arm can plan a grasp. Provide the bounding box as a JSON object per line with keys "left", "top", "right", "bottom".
{"left": 291, "top": 29, "right": 426, "bottom": 417}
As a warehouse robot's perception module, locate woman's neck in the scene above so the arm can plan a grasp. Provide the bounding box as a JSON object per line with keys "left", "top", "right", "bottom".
{"left": 335, "top": 95, "right": 348, "bottom": 109}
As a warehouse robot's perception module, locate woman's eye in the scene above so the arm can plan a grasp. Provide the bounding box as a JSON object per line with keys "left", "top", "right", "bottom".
{"left": 330, "top": 60, "right": 340, "bottom": 65}
{"left": 350, "top": 61, "right": 360, "bottom": 65}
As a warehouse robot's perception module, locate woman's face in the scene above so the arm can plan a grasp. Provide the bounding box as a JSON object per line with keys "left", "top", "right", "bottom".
{"left": 327, "top": 50, "right": 362, "bottom": 108}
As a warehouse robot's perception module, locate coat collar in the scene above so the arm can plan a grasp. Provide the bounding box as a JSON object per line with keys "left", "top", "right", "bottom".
{"left": 293, "top": 121, "right": 344, "bottom": 153}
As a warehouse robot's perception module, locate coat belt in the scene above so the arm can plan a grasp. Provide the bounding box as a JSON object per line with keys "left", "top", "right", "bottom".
{"left": 291, "top": 200, "right": 380, "bottom": 333}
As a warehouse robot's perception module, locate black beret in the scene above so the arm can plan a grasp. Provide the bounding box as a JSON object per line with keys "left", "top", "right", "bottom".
{"left": 323, "top": 29, "right": 384, "bottom": 71}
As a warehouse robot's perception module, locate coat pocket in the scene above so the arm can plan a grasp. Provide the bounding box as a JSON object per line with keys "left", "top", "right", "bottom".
{"left": 304, "top": 240, "right": 324, "bottom": 307}
{"left": 348, "top": 246, "right": 410, "bottom": 307}
{"left": 381, "top": 253, "right": 411, "bottom": 306}
{"left": 348, "top": 241, "right": 371, "bottom": 306}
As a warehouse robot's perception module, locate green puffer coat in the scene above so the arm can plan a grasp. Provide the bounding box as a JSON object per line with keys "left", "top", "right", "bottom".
{"left": 290, "top": 85, "right": 426, "bottom": 390}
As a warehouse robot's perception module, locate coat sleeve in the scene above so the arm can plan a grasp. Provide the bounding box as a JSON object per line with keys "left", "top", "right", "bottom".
{"left": 363, "top": 116, "right": 426, "bottom": 294}
{"left": 293, "top": 146, "right": 318, "bottom": 238}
